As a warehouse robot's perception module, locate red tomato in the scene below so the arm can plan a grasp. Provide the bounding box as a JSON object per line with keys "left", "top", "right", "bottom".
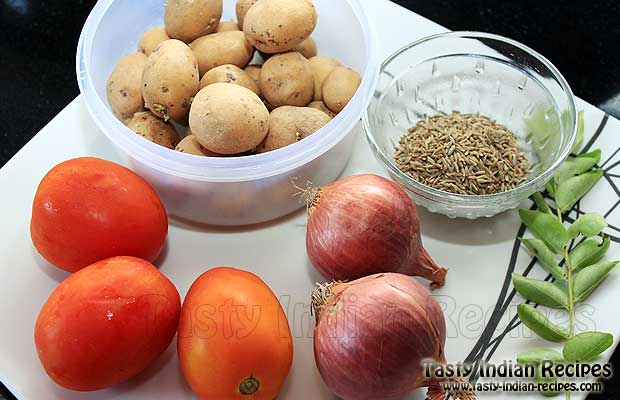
{"left": 178, "top": 267, "right": 293, "bottom": 399}
{"left": 34, "top": 256, "right": 181, "bottom": 391}
{"left": 30, "top": 157, "right": 168, "bottom": 272}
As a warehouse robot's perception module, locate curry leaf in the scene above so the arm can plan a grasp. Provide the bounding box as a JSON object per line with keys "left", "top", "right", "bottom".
{"left": 569, "top": 237, "right": 610, "bottom": 272}
{"left": 546, "top": 180, "right": 557, "bottom": 197}
{"left": 525, "top": 106, "right": 560, "bottom": 163}
{"left": 567, "top": 213, "right": 607, "bottom": 239}
{"left": 533, "top": 192, "right": 552, "bottom": 215}
{"left": 519, "top": 209, "right": 568, "bottom": 254}
{"left": 554, "top": 149, "right": 601, "bottom": 184}
{"left": 517, "top": 304, "right": 570, "bottom": 342}
{"left": 570, "top": 110, "right": 585, "bottom": 154}
{"left": 520, "top": 238, "right": 566, "bottom": 281}
{"left": 517, "top": 347, "right": 564, "bottom": 396}
{"left": 555, "top": 170, "right": 604, "bottom": 213}
{"left": 573, "top": 261, "right": 619, "bottom": 302}
{"left": 512, "top": 274, "right": 569, "bottom": 309}
{"left": 563, "top": 332, "right": 614, "bottom": 362}
{"left": 517, "top": 348, "right": 564, "bottom": 365}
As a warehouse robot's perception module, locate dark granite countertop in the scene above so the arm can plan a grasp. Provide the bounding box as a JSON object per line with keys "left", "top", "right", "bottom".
{"left": 1, "top": 0, "right": 619, "bottom": 399}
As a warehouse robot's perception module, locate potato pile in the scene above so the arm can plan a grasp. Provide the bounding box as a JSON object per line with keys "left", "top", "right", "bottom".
{"left": 106, "top": 0, "right": 362, "bottom": 157}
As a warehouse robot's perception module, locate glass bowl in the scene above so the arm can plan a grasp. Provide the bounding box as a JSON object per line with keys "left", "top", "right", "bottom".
{"left": 363, "top": 31, "right": 577, "bottom": 219}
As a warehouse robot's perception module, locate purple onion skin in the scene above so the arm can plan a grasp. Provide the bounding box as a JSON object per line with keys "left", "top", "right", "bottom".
{"left": 313, "top": 273, "right": 447, "bottom": 400}
{"left": 306, "top": 174, "right": 447, "bottom": 288}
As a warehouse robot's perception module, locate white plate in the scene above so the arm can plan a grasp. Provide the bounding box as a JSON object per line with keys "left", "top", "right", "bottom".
{"left": 0, "top": 1, "right": 618, "bottom": 399}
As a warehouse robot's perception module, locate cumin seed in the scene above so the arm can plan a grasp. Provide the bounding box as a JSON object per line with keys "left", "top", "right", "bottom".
{"left": 394, "top": 111, "right": 531, "bottom": 195}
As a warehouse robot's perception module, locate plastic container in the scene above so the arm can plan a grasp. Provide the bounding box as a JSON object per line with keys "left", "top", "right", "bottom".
{"left": 77, "top": 0, "right": 379, "bottom": 226}
{"left": 364, "top": 31, "right": 577, "bottom": 219}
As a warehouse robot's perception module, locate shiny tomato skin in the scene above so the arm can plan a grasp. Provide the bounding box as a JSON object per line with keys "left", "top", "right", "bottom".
{"left": 34, "top": 256, "right": 181, "bottom": 391}
{"left": 178, "top": 267, "right": 293, "bottom": 400}
{"left": 30, "top": 157, "right": 168, "bottom": 273}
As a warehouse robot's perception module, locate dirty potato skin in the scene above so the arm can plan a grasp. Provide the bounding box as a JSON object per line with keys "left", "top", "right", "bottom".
{"left": 258, "top": 106, "right": 330, "bottom": 153}
{"left": 142, "top": 39, "right": 200, "bottom": 121}
{"left": 190, "top": 31, "right": 254, "bottom": 76}
{"left": 175, "top": 135, "right": 223, "bottom": 156}
{"left": 322, "top": 66, "right": 362, "bottom": 113}
{"left": 308, "top": 101, "right": 336, "bottom": 118}
{"left": 127, "top": 112, "right": 181, "bottom": 149}
{"left": 309, "top": 56, "right": 342, "bottom": 101}
{"left": 138, "top": 27, "right": 170, "bottom": 56}
{"left": 259, "top": 52, "right": 314, "bottom": 107}
{"left": 107, "top": 52, "right": 147, "bottom": 123}
{"left": 164, "top": 0, "right": 223, "bottom": 42}
{"left": 200, "top": 64, "right": 259, "bottom": 95}
{"left": 216, "top": 19, "right": 240, "bottom": 32}
{"left": 189, "top": 83, "right": 269, "bottom": 154}
{"left": 243, "top": 0, "right": 318, "bottom": 53}
{"left": 236, "top": 0, "right": 259, "bottom": 30}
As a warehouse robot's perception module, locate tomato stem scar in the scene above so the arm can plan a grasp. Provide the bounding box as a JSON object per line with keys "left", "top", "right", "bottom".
{"left": 239, "top": 375, "right": 260, "bottom": 395}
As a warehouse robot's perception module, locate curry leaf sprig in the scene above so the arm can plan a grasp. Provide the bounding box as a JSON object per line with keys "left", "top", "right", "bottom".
{"left": 511, "top": 137, "right": 617, "bottom": 398}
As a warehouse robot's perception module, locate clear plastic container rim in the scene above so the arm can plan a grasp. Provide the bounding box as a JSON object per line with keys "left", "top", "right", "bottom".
{"left": 363, "top": 31, "right": 578, "bottom": 204}
{"left": 76, "top": 0, "right": 380, "bottom": 183}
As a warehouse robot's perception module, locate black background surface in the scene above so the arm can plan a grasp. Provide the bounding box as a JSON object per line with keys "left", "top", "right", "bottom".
{"left": 0, "top": 0, "right": 618, "bottom": 398}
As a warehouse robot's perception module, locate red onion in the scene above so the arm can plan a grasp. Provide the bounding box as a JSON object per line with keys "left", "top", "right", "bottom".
{"left": 305, "top": 174, "right": 447, "bottom": 288}
{"left": 312, "top": 273, "right": 475, "bottom": 400}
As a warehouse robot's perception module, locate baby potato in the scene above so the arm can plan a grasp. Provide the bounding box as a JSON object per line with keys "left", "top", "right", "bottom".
{"left": 309, "top": 56, "right": 342, "bottom": 101}
{"left": 294, "top": 37, "right": 317, "bottom": 59}
{"left": 175, "top": 135, "right": 223, "bottom": 156}
{"left": 127, "top": 112, "right": 181, "bottom": 149}
{"left": 259, "top": 52, "right": 313, "bottom": 107}
{"left": 189, "top": 83, "right": 269, "bottom": 154}
{"left": 200, "top": 64, "right": 259, "bottom": 95}
{"left": 190, "top": 31, "right": 254, "bottom": 76}
{"left": 258, "top": 106, "right": 330, "bottom": 153}
{"left": 243, "top": 0, "right": 317, "bottom": 53}
{"left": 216, "top": 19, "right": 240, "bottom": 32}
{"left": 182, "top": 129, "right": 254, "bottom": 156}
{"left": 308, "top": 101, "right": 336, "bottom": 118}
{"left": 259, "top": 37, "right": 315, "bottom": 60}
{"left": 322, "top": 66, "right": 362, "bottom": 113}
{"left": 236, "top": 0, "right": 259, "bottom": 30}
{"left": 138, "top": 27, "right": 170, "bottom": 56}
{"left": 142, "top": 39, "right": 200, "bottom": 121}
{"left": 244, "top": 64, "right": 262, "bottom": 86}
{"left": 164, "top": 0, "right": 223, "bottom": 43}
{"left": 188, "top": 128, "right": 256, "bottom": 156}
{"left": 107, "top": 52, "right": 147, "bottom": 123}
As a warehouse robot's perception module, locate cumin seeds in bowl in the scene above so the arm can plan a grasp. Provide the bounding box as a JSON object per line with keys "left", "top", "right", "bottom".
{"left": 394, "top": 111, "right": 531, "bottom": 195}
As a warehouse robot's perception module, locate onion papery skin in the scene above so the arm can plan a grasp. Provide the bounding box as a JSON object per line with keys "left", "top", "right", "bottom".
{"left": 313, "top": 273, "right": 447, "bottom": 400}
{"left": 306, "top": 174, "right": 447, "bottom": 288}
